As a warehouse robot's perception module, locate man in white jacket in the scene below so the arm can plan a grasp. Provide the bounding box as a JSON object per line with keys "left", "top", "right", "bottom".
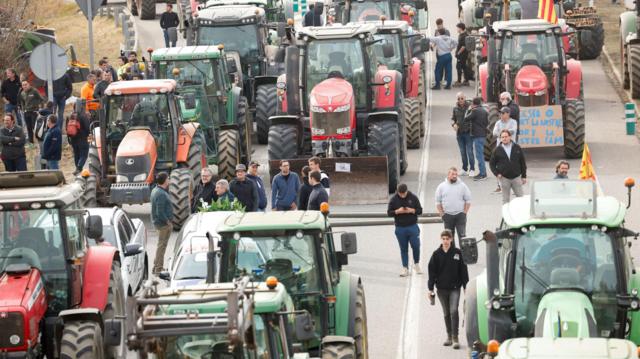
{"left": 427, "top": 28, "right": 458, "bottom": 89}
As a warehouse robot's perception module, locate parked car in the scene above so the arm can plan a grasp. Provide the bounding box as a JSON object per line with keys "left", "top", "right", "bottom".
{"left": 86, "top": 207, "right": 148, "bottom": 296}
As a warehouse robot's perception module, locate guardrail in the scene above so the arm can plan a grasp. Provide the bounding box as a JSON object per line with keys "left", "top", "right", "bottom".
{"left": 97, "top": 5, "right": 137, "bottom": 53}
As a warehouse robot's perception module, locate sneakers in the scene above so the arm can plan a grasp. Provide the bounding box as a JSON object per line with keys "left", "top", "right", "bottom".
{"left": 492, "top": 186, "right": 502, "bottom": 194}
{"left": 459, "top": 170, "right": 468, "bottom": 176}
{"left": 431, "top": 86, "right": 440, "bottom": 90}
{"left": 443, "top": 336, "right": 453, "bottom": 346}
{"left": 400, "top": 267, "right": 409, "bottom": 277}
{"left": 473, "top": 174, "right": 487, "bottom": 181}
{"left": 452, "top": 336, "right": 460, "bottom": 349}
{"left": 414, "top": 264, "right": 423, "bottom": 274}
{"left": 468, "top": 170, "right": 475, "bottom": 177}
{"left": 444, "top": 85, "right": 451, "bottom": 90}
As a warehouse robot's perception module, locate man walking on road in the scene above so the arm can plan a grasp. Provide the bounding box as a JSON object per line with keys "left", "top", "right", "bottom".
{"left": 308, "top": 156, "right": 330, "bottom": 195}
{"left": 230, "top": 164, "right": 259, "bottom": 212}
{"left": 491, "top": 107, "right": 518, "bottom": 193}
{"left": 307, "top": 170, "right": 329, "bottom": 211}
{"left": 427, "top": 28, "right": 458, "bottom": 90}
{"left": 454, "top": 23, "right": 473, "bottom": 86}
{"left": 490, "top": 130, "right": 527, "bottom": 204}
{"left": 271, "top": 160, "right": 300, "bottom": 211}
{"left": 451, "top": 92, "right": 473, "bottom": 176}
{"left": 428, "top": 229, "right": 469, "bottom": 350}
{"left": 247, "top": 160, "right": 267, "bottom": 211}
{"left": 151, "top": 172, "right": 173, "bottom": 274}
{"left": 466, "top": 97, "right": 489, "bottom": 180}
{"left": 435, "top": 167, "right": 471, "bottom": 247}
{"left": 387, "top": 183, "right": 423, "bottom": 277}
{"left": 554, "top": 160, "right": 570, "bottom": 179}
{"left": 160, "top": 4, "right": 180, "bottom": 47}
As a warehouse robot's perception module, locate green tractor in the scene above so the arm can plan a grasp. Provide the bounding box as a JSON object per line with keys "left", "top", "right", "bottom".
{"left": 462, "top": 179, "right": 640, "bottom": 356}
{"left": 151, "top": 45, "right": 251, "bottom": 179}
{"left": 215, "top": 210, "right": 368, "bottom": 358}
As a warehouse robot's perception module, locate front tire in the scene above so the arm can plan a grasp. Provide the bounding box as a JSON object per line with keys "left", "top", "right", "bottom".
{"left": 255, "top": 84, "right": 277, "bottom": 144}
{"left": 186, "top": 132, "right": 206, "bottom": 184}
{"left": 577, "top": 22, "right": 604, "bottom": 60}
{"left": 353, "top": 282, "right": 368, "bottom": 359}
{"left": 237, "top": 96, "right": 251, "bottom": 164}
{"left": 563, "top": 100, "right": 586, "bottom": 159}
{"left": 367, "top": 120, "right": 400, "bottom": 193}
{"left": 267, "top": 123, "right": 298, "bottom": 161}
{"left": 218, "top": 129, "right": 240, "bottom": 180}
{"left": 465, "top": 279, "right": 481, "bottom": 348}
{"left": 139, "top": 0, "right": 156, "bottom": 20}
{"left": 404, "top": 97, "right": 421, "bottom": 149}
{"left": 103, "top": 262, "right": 126, "bottom": 359}
{"left": 81, "top": 175, "right": 98, "bottom": 208}
{"left": 322, "top": 342, "right": 356, "bottom": 359}
{"left": 629, "top": 44, "right": 640, "bottom": 99}
{"left": 169, "top": 168, "right": 193, "bottom": 230}
{"left": 60, "top": 321, "right": 105, "bottom": 359}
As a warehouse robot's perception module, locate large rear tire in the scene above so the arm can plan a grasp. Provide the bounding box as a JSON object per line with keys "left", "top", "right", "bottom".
{"left": 483, "top": 103, "right": 499, "bottom": 161}
{"left": 128, "top": 0, "right": 138, "bottom": 16}
{"left": 60, "top": 321, "right": 105, "bottom": 359}
{"left": 103, "top": 262, "right": 126, "bottom": 359}
{"left": 404, "top": 98, "right": 421, "bottom": 149}
{"left": 418, "top": 69, "right": 426, "bottom": 137}
{"left": 267, "top": 123, "right": 298, "bottom": 161}
{"left": 81, "top": 175, "right": 98, "bottom": 208}
{"left": 322, "top": 342, "right": 356, "bottom": 359}
{"left": 353, "top": 282, "right": 368, "bottom": 359}
{"left": 563, "top": 100, "right": 585, "bottom": 159}
{"left": 169, "top": 168, "right": 193, "bottom": 230}
{"left": 629, "top": 44, "right": 640, "bottom": 99}
{"left": 577, "top": 22, "right": 604, "bottom": 60}
{"left": 367, "top": 120, "right": 400, "bottom": 193}
{"left": 255, "top": 84, "right": 277, "bottom": 144}
{"left": 83, "top": 146, "right": 105, "bottom": 206}
{"left": 186, "top": 132, "right": 206, "bottom": 184}
{"left": 465, "top": 279, "right": 481, "bottom": 349}
{"left": 218, "top": 129, "right": 240, "bottom": 180}
{"left": 139, "top": 0, "right": 156, "bottom": 20}
{"left": 237, "top": 96, "right": 251, "bottom": 164}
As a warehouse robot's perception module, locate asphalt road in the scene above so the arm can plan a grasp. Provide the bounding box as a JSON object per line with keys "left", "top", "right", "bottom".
{"left": 119, "top": 1, "right": 640, "bottom": 358}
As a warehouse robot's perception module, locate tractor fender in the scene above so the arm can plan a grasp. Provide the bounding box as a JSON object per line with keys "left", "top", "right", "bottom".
{"left": 620, "top": 11, "right": 637, "bottom": 46}
{"left": 176, "top": 122, "right": 200, "bottom": 164}
{"left": 59, "top": 308, "right": 102, "bottom": 328}
{"left": 81, "top": 246, "right": 119, "bottom": 312}
{"left": 253, "top": 75, "right": 278, "bottom": 89}
{"left": 565, "top": 59, "right": 582, "bottom": 100}
{"left": 479, "top": 63, "right": 489, "bottom": 102}
{"left": 277, "top": 73, "right": 288, "bottom": 114}
{"left": 374, "top": 69, "right": 401, "bottom": 110}
{"left": 474, "top": 270, "right": 490, "bottom": 344}
{"left": 627, "top": 271, "right": 640, "bottom": 343}
{"left": 367, "top": 111, "right": 400, "bottom": 126}
{"left": 333, "top": 271, "right": 357, "bottom": 337}
{"left": 405, "top": 58, "right": 422, "bottom": 98}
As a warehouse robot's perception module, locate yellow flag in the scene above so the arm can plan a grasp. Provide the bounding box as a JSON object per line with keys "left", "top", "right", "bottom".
{"left": 579, "top": 143, "right": 596, "bottom": 181}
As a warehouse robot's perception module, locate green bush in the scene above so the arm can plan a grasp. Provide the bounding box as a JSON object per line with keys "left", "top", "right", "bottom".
{"left": 198, "top": 197, "right": 246, "bottom": 212}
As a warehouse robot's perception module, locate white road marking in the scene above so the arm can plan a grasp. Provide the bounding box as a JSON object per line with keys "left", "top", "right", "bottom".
{"left": 396, "top": 26, "right": 434, "bottom": 359}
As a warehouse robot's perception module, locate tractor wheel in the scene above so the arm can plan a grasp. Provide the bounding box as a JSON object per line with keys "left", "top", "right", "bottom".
{"left": 83, "top": 146, "right": 104, "bottom": 206}
{"left": 128, "top": 0, "right": 138, "bottom": 16}
{"left": 563, "top": 100, "right": 586, "bottom": 159}
{"left": 238, "top": 96, "right": 251, "bottom": 164}
{"left": 218, "top": 129, "right": 240, "bottom": 180}
{"left": 577, "top": 22, "right": 604, "bottom": 60}
{"left": 187, "top": 132, "right": 206, "bottom": 184}
{"left": 465, "top": 279, "right": 481, "bottom": 348}
{"left": 81, "top": 175, "right": 98, "bottom": 208}
{"left": 367, "top": 120, "right": 400, "bottom": 193}
{"left": 103, "top": 262, "right": 126, "bottom": 359}
{"left": 139, "top": 0, "right": 156, "bottom": 20}
{"left": 60, "top": 321, "right": 104, "bottom": 359}
{"left": 622, "top": 40, "right": 630, "bottom": 90}
{"left": 629, "top": 44, "right": 640, "bottom": 99}
{"left": 483, "top": 103, "right": 499, "bottom": 161}
{"left": 404, "top": 98, "right": 421, "bottom": 149}
{"left": 85, "top": 145, "right": 102, "bottom": 177}
{"left": 169, "top": 168, "right": 193, "bottom": 230}
{"left": 255, "top": 84, "right": 277, "bottom": 145}
{"left": 268, "top": 123, "right": 298, "bottom": 161}
{"left": 353, "top": 282, "right": 368, "bottom": 359}
{"left": 322, "top": 342, "right": 356, "bottom": 359}
{"left": 418, "top": 69, "right": 426, "bottom": 137}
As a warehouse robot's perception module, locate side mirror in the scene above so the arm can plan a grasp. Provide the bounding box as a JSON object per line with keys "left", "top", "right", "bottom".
{"left": 277, "top": 22, "right": 286, "bottom": 38}
{"left": 294, "top": 312, "right": 317, "bottom": 341}
{"left": 341, "top": 232, "right": 357, "bottom": 255}
{"left": 103, "top": 318, "right": 122, "bottom": 346}
{"left": 460, "top": 237, "right": 478, "bottom": 264}
{"left": 415, "top": 0, "right": 426, "bottom": 9}
{"left": 465, "top": 36, "right": 477, "bottom": 52}
{"left": 158, "top": 271, "right": 171, "bottom": 281}
{"left": 275, "top": 48, "right": 286, "bottom": 63}
{"left": 226, "top": 59, "right": 238, "bottom": 74}
{"left": 124, "top": 243, "right": 144, "bottom": 257}
{"left": 183, "top": 93, "right": 197, "bottom": 110}
{"left": 382, "top": 43, "right": 395, "bottom": 58}
{"left": 86, "top": 215, "right": 103, "bottom": 240}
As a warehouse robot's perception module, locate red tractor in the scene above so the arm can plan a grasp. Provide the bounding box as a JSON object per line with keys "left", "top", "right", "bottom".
{"left": 0, "top": 171, "right": 126, "bottom": 358}
{"left": 474, "top": 19, "right": 585, "bottom": 159}
{"left": 270, "top": 23, "right": 410, "bottom": 196}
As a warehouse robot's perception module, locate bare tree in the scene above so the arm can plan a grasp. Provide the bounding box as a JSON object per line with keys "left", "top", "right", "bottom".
{"left": 0, "top": 0, "right": 36, "bottom": 72}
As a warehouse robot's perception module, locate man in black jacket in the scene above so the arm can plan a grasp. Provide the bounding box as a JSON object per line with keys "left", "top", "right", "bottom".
{"left": 1, "top": 69, "right": 23, "bottom": 127}
{"left": 160, "top": 4, "right": 180, "bottom": 47}
{"left": 230, "top": 164, "right": 259, "bottom": 212}
{"left": 298, "top": 166, "right": 313, "bottom": 210}
{"left": 454, "top": 23, "right": 473, "bottom": 86}
{"left": 192, "top": 167, "right": 218, "bottom": 212}
{"left": 428, "top": 229, "right": 469, "bottom": 349}
{"left": 0, "top": 113, "right": 27, "bottom": 171}
{"left": 465, "top": 97, "right": 489, "bottom": 181}
{"left": 307, "top": 170, "right": 329, "bottom": 210}
{"left": 490, "top": 129, "right": 527, "bottom": 204}
{"left": 48, "top": 72, "right": 73, "bottom": 131}
{"left": 451, "top": 92, "right": 473, "bottom": 176}
{"left": 387, "top": 183, "right": 423, "bottom": 277}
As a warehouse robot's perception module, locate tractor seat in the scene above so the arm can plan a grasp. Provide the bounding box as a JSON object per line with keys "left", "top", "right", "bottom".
{"left": 15, "top": 228, "right": 49, "bottom": 259}
{"left": 4, "top": 247, "right": 42, "bottom": 270}
{"left": 550, "top": 268, "right": 580, "bottom": 287}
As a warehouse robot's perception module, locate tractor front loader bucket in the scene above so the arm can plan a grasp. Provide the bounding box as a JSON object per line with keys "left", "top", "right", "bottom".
{"left": 269, "top": 156, "right": 390, "bottom": 205}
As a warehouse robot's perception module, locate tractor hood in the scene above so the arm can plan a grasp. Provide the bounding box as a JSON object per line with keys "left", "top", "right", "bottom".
{"left": 309, "top": 77, "right": 353, "bottom": 112}
{"left": 514, "top": 65, "right": 548, "bottom": 94}
{"left": 0, "top": 265, "right": 45, "bottom": 309}
{"left": 534, "top": 290, "right": 597, "bottom": 338}
{"left": 497, "top": 337, "right": 638, "bottom": 359}
{"left": 115, "top": 130, "right": 157, "bottom": 183}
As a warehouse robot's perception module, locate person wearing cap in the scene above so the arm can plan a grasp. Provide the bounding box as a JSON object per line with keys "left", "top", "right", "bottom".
{"left": 247, "top": 161, "right": 267, "bottom": 211}
{"left": 491, "top": 107, "right": 518, "bottom": 194}
{"left": 230, "top": 164, "right": 259, "bottom": 212}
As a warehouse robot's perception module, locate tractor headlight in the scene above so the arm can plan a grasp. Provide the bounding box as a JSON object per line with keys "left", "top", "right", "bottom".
{"left": 133, "top": 173, "right": 148, "bottom": 182}
{"left": 382, "top": 75, "right": 392, "bottom": 83}
{"left": 9, "top": 335, "right": 20, "bottom": 346}
{"left": 333, "top": 104, "right": 350, "bottom": 112}
{"left": 492, "top": 300, "right": 501, "bottom": 310}
{"left": 534, "top": 90, "right": 546, "bottom": 96}
{"left": 116, "top": 175, "right": 129, "bottom": 183}
{"left": 336, "top": 126, "right": 350, "bottom": 135}
{"left": 631, "top": 299, "right": 639, "bottom": 310}
{"left": 311, "top": 105, "right": 327, "bottom": 113}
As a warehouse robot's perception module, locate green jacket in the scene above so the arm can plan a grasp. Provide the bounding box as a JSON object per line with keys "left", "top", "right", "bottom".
{"left": 151, "top": 186, "right": 173, "bottom": 227}
{"left": 19, "top": 88, "right": 45, "bottom": 112}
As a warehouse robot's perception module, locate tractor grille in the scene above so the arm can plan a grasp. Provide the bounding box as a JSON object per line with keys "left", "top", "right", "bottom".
{"left": 517, "top": 94, "right": 547, "bottom": 107}
{"left": 0, "top": 312, "right": 24, "bottom": 348}
{"left": 116, "top": 154, "right": 152, "bottom": 182}
{"left": 311, "top": 111, "right": 351, "bottom": 137}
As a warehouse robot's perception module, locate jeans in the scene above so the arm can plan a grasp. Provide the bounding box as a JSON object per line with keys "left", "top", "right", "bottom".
{"left": 456, "top": 55, "right": 473, "bottom": 82}
{"left": 4, "top": 103, "right": 23, "bottom": 127}
{"left": 442, "top": 212, "right": 467, "bottom": 247}
{"left": 53, "top": 96, "right": 66, "bottom": 130}
{"left": 499, "top": 176, "right": 524, "bottom": 204}
{"left": 437, "top": 288, "right": 461, "bottom": 336}
{"left": 153, "top": 223, "right": 173, "bottom": 272}
{"left": 456, "top": 133, "right": 474, "bottom": 172}
{"left": 47, "top": 160, "right": 59, "bottom": 170}
{"left": 23, "top": 111, "right": 37, "bottom": 143}
{"left": 472, "top": 136, "right": 486, "bottom": 176}
{"left": 434, "top": 53, "right": 453, "bottom": 88}
{"left": 394, "top": 224, "right": 420, "bottom": 268}
{"left": 71, "top": 140, "right": 89, "bottom": 171}
{"left": 3, "top": 156, "right": 27, "bottom": 172}
{"left": 163, "top": 29, "right": 177, "bottom": 47}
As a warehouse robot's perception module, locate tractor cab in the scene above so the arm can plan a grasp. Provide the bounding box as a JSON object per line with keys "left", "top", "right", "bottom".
{"left": 462, "top": 180, "right": 640, "bottom": 347}
{"left": 334, "top": 0, "right": 428, "bottom": 31}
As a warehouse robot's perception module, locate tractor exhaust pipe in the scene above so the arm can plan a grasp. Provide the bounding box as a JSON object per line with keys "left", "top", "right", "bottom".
{"left": 285, "top": 46, "right": 301, "bottom": 115}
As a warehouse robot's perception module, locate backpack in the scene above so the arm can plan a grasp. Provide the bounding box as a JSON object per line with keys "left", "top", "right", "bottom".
{"left": 66, "top": 116, "right": 81, "bottom": 137}
{"left": 34, "top": 115, "right": 46, "bottom": 141}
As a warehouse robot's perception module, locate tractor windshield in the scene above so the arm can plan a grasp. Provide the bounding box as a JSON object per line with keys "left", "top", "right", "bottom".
{"left": 513, "top": 227, "right": 618, "bottom": 337}
{"left": 156, "top": 59, "right": 217, "bottom": 89}
{"left": 349, "top": 0, "right": 390, "bottom": 22}
{"left": 372, "top": 33, "right": 403, "bottom": 73}
{"left": 500, "top": 32, "right": 560, "bottom": 70}
{"left": 197, "top": 24, "right": 259, "bottom": 67}
{"left": 305, "top": 38, "right": 367, "bottom": 107}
